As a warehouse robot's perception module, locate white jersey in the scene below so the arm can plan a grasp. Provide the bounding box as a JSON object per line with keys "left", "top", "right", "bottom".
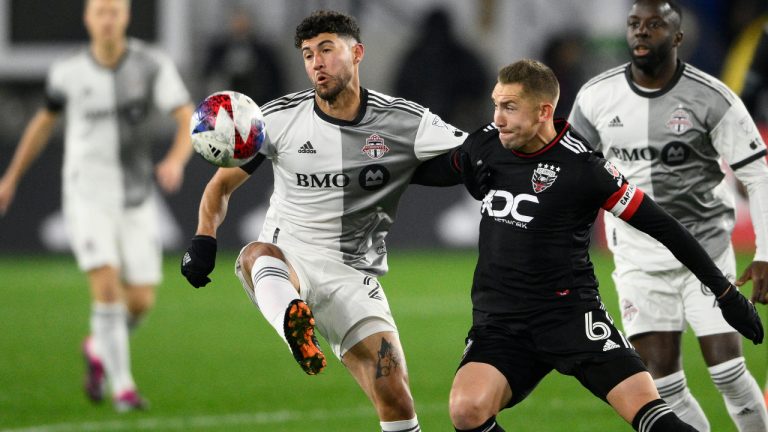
{"left": 248, "top": 88, "right": 466, "bottom": 275}
{"left": 570, "top": 62, "right": 768, "bottom": 271}
{"left": 46, "top": 38, "right": 190, "bottom": 209}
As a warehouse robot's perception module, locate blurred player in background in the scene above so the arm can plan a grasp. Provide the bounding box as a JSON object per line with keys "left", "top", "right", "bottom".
{"left": 0, "top": 0, "right": 193, "bottom": 412}
{"left": 739, "top": 19, "right": 768, "bottom": 408}
{"left": 412, "top": 58, "right": 763, "bottom": 432}
{"left": 180, "top": 10, "right": 466, "bottom": 432}
{"left": 569, "top": 1, "right": 768, "bottom": 430}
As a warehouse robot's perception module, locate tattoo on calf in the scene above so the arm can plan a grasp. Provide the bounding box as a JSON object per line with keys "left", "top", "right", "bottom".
{"left": 375, "top": 338, "right": 400, "bottom": 378}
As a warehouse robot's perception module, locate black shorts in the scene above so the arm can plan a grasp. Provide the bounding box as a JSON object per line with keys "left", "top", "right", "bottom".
{"left": 459, "top": 304, "right": 647, "bottom": 408}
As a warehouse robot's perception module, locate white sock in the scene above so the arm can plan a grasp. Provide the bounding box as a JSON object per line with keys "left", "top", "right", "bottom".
{"left": 654, "top": 370, "right": 710, "bottom": 432}
{"left": 709, "top": 357, "right": 768, "bottom": 431}
{"left": 380, "top": 416, "right": 420, "bottom": 432}
{"left": 251, "top": 256, "right": 301, "bottom": 343}
{"left": 91, "top": 302, "right": 135, "bottom": 396}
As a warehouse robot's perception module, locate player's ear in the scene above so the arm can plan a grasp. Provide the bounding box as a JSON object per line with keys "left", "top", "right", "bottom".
{"left": 539, "top": 102, "right": 554, "bottom": 122}
{"left": 352, "top": 42, "right": 364, "bottom": 64}
{"left": 673, "top": 30, "right": 684, "bottom": 48}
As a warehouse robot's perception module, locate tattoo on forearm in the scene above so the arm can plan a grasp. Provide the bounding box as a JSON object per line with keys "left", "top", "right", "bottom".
{"left": 375, "top": 337, "right": 400, "bottom": 378}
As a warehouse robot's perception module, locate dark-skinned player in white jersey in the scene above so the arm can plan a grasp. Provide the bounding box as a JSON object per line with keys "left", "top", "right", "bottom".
{"left": 411, "top": 59, "right": 763, "bottom": 432}
{"left": 569, "top": 1, "right": 768, "bottom": 430}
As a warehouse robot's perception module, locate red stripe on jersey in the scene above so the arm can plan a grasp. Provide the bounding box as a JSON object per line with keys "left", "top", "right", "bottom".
{"left": 620, "top": 188, "right": 645, "bottom": 220}
{"left": 603, "top": 183, "right": 645, "bottom": 220}
{"left": 603, "top": 183, "right": 628, "bottom": 210}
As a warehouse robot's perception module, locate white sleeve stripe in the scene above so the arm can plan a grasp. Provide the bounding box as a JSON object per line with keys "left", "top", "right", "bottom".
{"left": 561, "top": 133, "right": 589, "bottom": 153}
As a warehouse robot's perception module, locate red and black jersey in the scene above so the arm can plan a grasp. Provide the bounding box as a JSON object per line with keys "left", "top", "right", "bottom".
{"left": 412, "top": 119, "right": 732, "bottom": 326}
{"left": 463, "top": 120, "right": 645, "bottom": 321}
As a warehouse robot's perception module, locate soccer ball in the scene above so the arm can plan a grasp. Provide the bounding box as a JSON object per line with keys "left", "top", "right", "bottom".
{"left": 190, "top": 91, "right": 266, "bottom": 167}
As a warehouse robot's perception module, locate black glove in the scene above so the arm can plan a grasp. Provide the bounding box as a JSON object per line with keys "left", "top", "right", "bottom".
{"left": 181, "top": 235, "right": 217, "bottom": 288}
{"left": 717, "top": 285, "right": 764, "bottom": 345}
{"left": 460, "top": 151, "right": 490, "bottom": 200}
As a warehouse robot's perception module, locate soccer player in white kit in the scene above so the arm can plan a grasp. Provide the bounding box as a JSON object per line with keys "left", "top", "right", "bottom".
{"left": 181, "top": 10, "right": 466, "bottom": 432}
{"left": 569, "top": 1, "right": 768, "bottom": 430}
{"left": 0, "top": 0, "right": 194, "bottom": 412}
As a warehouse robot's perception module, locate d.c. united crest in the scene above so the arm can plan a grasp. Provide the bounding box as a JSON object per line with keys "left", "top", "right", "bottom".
{"left": 532, "top": 163, "right": 560, "bottom": 193}
{"left": 362, "top": 134, "right": 390, "bottom": 159}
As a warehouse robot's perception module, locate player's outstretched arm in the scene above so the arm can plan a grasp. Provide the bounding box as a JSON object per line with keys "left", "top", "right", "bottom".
{"left": 181, "top": 167, "right": 250, "bottom": 288}
{"left": 624, "top": 195, "right": 764, "bottom": 344}
{"left": 156, "top": 103, "right": 195, "bottom": 194}
{"left": 410, "top": 147, "right": 490, "bottom": 199}
{"left": 0, "top": 109, "right": 58, "bottom": 215}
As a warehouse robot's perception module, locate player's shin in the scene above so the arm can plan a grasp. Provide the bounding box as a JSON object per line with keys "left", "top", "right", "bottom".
{"left": 632, "top": 399, "right": 697, "bottom": 431}
{"left": 709, "top": 357, "right": 768, "bottom": 431}
{"left": 250, "top": 256, "right": 301, "bottom": 343}
{"left": 654, "top": 371, "right": 710, "bottom": 431}
{"left": 90, "top": 302, "right": 135, "bottom": 396}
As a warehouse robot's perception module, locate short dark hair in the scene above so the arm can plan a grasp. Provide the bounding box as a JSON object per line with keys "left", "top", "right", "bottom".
{"left": 633, "top": 0, "right": 683, "bottom": 24}
{"left": 498, "top": 59, "right": 560, "bottom": 105}
{"left": 294, "top": 10, "right": 361, "bottom": 49}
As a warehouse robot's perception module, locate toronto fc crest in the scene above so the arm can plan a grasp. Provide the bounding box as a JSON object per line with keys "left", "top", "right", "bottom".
{"left": 362, "top": 134, "right": 390, "bottom": 159}
{"left": 666, "top": 106, "right": 693, "bottom": 134}
{"left": 532, "top": 163, "right": 560, "bottom": 193}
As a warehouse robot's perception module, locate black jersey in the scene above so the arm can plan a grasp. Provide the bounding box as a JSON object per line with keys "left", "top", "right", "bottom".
{"left": 463, "top": 120, "right": 645, "bottom": 322}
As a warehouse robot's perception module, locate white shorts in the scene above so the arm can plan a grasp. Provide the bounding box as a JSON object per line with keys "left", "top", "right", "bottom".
{"left": 613, "top": 245, "right": 737, "bottom": 338}
{"left": 234, "top": 234, "right": 397, "bottom": 359}
{"left": 63, "top": 195, "right": 162, "bottom": 285}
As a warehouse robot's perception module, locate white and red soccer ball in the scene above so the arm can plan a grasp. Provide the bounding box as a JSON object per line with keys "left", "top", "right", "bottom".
{"left": 190, "top": 91, "right": 266, "bottom": 167}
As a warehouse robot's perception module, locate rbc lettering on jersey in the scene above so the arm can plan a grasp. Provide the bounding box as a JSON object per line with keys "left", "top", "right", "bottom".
{"left": 481, "top": 190, "right": 538, "bottom": 227}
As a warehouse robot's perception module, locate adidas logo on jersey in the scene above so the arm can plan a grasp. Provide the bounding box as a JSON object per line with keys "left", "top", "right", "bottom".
{"left": 608, "top": 116, "right": 623, "bottom": 127}
{"left": 298, "top": 141, "right": 317, "bottom": 154}
{"left": 602, "top": 339, "right": 620, "bottom": 351}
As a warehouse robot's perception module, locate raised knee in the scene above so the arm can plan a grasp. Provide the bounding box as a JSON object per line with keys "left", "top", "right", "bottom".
{"left": 239, "top": 242, "right": 285, "bottom": 276}
{"left": 450, "top": 394, "right": 489, "bottom": 429}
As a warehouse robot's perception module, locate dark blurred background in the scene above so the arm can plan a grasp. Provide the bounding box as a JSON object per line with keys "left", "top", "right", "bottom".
{"left": 0, "top": 0, "right": 765, "bottom": 253}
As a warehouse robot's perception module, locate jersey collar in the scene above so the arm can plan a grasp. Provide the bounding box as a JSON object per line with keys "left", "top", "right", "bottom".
{"left": 624, "top": 60, "right": 685, "bottom": 98}
{"left": 313, "top": 87, "right": 369, "bottom": 126}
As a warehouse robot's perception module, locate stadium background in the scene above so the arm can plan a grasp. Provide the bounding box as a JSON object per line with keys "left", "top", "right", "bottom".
{"left": 1, "top": 1, "right": 767, "bottom": 431}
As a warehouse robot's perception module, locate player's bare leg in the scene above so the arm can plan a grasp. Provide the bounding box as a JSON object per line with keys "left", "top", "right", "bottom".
{"left": 700, "top": 332, "right": 768, "bottom": 431}
{"left": 86, "top": 265, "right": 145, "bottom": 411}
{"left": 343, "top": 332, "right": 421, "bottom": 431}
{"left": 238, "top": 242, "right": 326, "bottom": 374}
{"left": 606, "top": 371, "right": 696, "bottom": 430}
{"left": 449, "top": 362, "right": 510, "bottom": 431}
{"left": 631, "top": 331, "right": 710, "bottom": 431}
{"left": 123, "top": 284, "right": 155, "bottom": 330}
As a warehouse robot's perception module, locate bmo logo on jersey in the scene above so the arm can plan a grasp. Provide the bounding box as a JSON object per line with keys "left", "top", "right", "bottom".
{"left": 296, "top": 173, "right": 350, "bottom": 188}
{"left": 481, "top": 190, "right": 539, "bottom": 228}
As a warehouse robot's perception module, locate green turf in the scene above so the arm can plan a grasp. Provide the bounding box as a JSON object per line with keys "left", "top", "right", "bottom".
{"left": 0, "top": 250, "right": 765, "bottom": 431}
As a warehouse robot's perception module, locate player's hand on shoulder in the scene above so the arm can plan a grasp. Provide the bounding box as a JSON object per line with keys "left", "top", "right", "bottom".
{"left": 735, "top": 260, "right": 768, "bottom": 304}
{"left": 717, "top": 284, "right": 764, "bottom": 345}
{"left": 460, "top": 151, "right": 490, "bottom": 200}
{"left": 181, "top": 235, "right": 217, "bottom": 288}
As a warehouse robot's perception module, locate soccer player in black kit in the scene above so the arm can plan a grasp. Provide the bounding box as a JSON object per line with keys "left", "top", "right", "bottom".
{"left": 412, "top": 59, "right": 764, "bottom": 432}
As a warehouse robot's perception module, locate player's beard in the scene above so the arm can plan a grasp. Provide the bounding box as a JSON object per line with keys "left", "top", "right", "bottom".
{"left": 315, "top": 71, "right": 352, "bottom": 104}
{"left": 629, "top": 38, "right": 674, "bottom": 75}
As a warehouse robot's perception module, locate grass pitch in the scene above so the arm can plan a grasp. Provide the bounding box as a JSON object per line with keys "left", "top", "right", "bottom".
{"left": 0, "top": 250, "right": 765, "bottom": 431}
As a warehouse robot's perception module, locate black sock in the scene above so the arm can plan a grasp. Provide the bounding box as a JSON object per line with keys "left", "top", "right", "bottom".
{"left": 455, "top": 416, "right": 505, "bottom": 432}
{"left": 632, "top": 399, "right": 698, "bottom": 431}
